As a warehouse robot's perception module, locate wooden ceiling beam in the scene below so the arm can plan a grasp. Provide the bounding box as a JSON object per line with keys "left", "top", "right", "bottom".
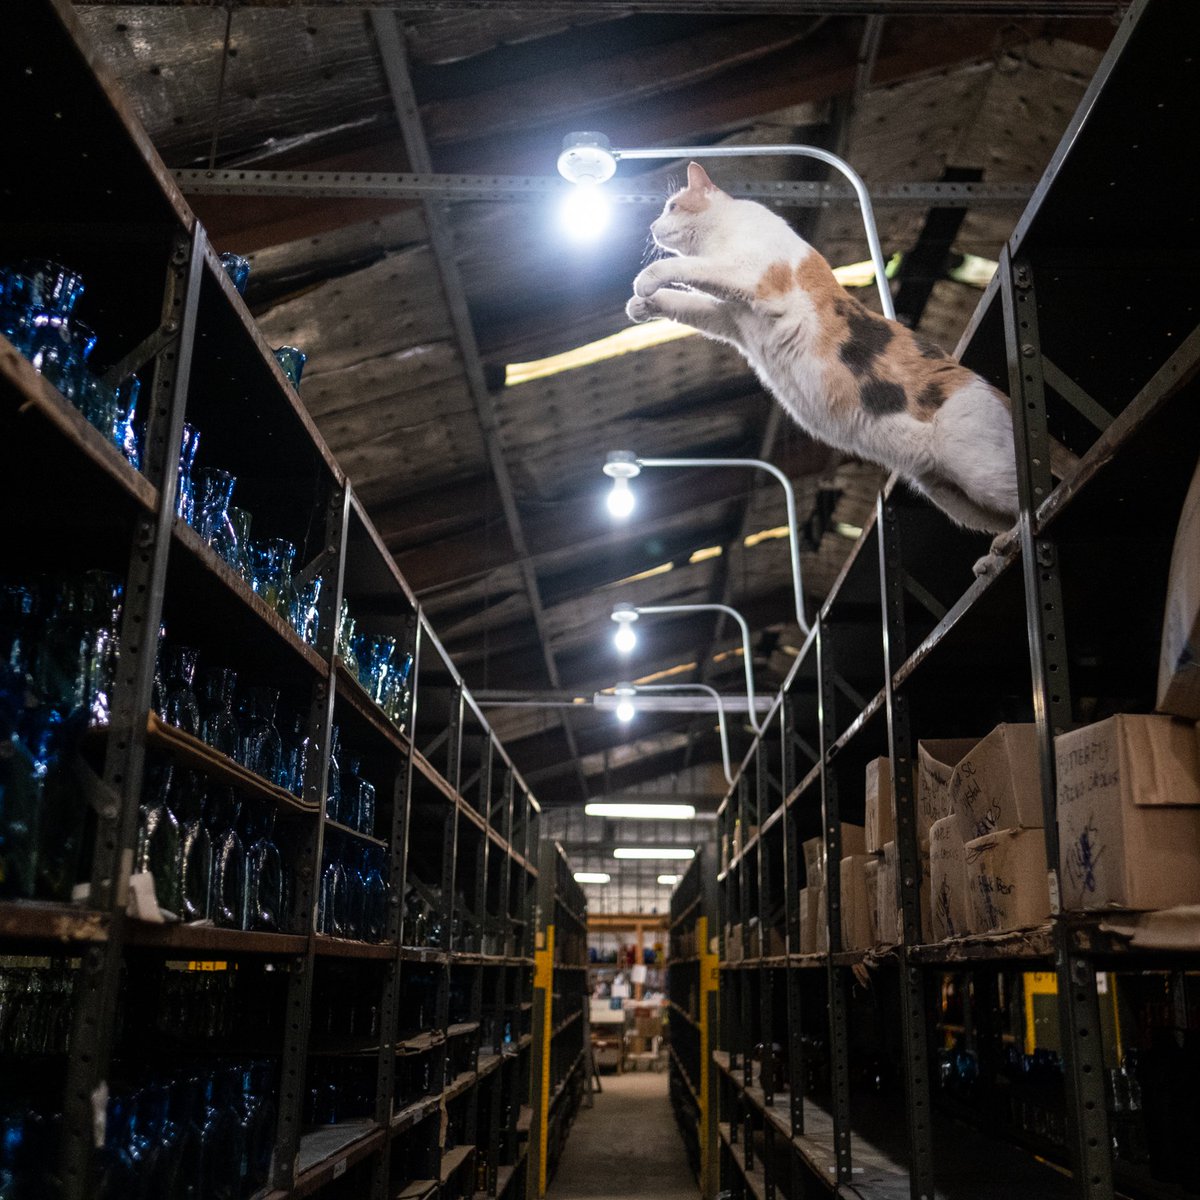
{"left": 187, "top": 14, "right": 1111, "bottom": 251}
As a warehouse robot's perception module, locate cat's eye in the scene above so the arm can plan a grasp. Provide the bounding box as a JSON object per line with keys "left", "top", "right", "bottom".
{"left": 667, "top": 201, "right": 677, "bottom": 212}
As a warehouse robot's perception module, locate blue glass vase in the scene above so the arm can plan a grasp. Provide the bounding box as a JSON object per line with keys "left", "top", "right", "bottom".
{"left": 175, "top": 423, "right": 200, "bottom": 524}
{"left": 219, "top": 252, "right": 251, "bottom": 295}
{"left": 273, "top": 345, "right": 306, "bottom": 389}
{"left": 136, "top": 768, "right": 182, "bottom": 915}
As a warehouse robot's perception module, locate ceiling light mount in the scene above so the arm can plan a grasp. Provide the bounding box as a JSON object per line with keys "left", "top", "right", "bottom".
{"left": 557, "top": 132, "right": 618, "bottom": 187}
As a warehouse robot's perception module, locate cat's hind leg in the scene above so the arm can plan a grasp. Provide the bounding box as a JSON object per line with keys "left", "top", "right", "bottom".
{"left": 627, "top": 289, "right": 739, "bottom": 344}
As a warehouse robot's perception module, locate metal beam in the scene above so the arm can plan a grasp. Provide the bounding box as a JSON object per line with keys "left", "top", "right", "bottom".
{"left": 174, "top": 168, "right": 1033, "bottom": 208}
{"left": 369, "top": 10, "right": 589, "bottom": 803}
{"left": 88, "top": 1, "right": 1125, "bottom": 14}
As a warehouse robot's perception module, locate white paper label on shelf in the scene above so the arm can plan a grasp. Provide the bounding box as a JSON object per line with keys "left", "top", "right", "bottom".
{"left": 1047, "top": 869, "right": 1061, "bottom": 915}
{"left": 1096, "top": 972, "right": 1108, "bottom": 994}
{"left": 92, "top": 1082, "right": 109, "bottom": 1149}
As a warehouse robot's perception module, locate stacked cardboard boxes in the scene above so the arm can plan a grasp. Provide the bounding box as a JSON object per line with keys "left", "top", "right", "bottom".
{"left": 1055, "top": 714, "right": 1200, "bottom": 910}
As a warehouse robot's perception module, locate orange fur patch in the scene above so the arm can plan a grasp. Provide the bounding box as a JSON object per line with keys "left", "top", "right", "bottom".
{"left": 786, "top": 248, "right": 997, "bottom": 421}
{"left": 673, "top": 189, "right": 709, "bottom": 215}
{"left": 755, "top": 261, "right": 794, "bottom": 299}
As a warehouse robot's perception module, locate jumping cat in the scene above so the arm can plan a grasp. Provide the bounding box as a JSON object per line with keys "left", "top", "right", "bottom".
{"left": 627, "top": 163, "right": 1072, "bottom": 571}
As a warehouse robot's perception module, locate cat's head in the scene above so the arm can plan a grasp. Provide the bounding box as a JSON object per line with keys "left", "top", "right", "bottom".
{"left": 650, "top": 162, "right": 730, "bottom": 255}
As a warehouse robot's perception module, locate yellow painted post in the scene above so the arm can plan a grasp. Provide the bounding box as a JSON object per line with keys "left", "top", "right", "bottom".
{"left": 533, "top": 924, "right": 555, "bottom": 1196}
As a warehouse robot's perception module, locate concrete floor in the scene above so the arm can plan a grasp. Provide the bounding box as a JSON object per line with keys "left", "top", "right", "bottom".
{"left": 546, "top": 1069, "right": 700, "bottom": 1200}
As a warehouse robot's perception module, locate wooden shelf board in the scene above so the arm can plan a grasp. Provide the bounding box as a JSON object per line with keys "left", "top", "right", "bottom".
{"left": 171, "top": 519, "right": 329, "bottom": 677}
{"left": 334, "top": 659, "right": 411, "bottom": 758}
{"left": 438, "top": 1144, "right": 473, "bottom": 1185}
{"left": 0, "top": 335, "right": 158, "bottom": 514}
{"left": 146, "top": 712, "right": 319, "bottom": 816}
{"left": 313, "top": 934, "right": 395, "bottom": 961}
{"left": 0, "top": 900, "right": 109, "bottom": 946}
{"left": 293, "top": 1121, "right": 383, "bottom": 1196}
{"left": 125, "top": 920, "right": 306, "bottom": 956}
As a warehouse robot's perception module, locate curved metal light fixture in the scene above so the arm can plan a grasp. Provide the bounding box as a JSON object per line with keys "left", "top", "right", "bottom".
{"left": 557, "top": 132, "right": 894, "bottom": 319}
{"left": 604, "top": 452, "right": 811, "bottom": 636}
{"left": 608, "top": 600, "right": 762, "bottom": 735}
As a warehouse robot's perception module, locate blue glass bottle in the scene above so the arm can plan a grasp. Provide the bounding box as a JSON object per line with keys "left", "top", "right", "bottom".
{"left": 177, "top": 773, "right": 213, "bottom": 922}
{"left": 245, "top": 807, "right": 284, "bottom": 933}
{"left": 175, "top": 423, "right": 200, "bottom": 525}
{"left": 136, "top": 767, "right": 182, "bottom": 915}
{"left": 362, "top": 849, "right": 388, "bottom": 943}
{"left": 206, "top": 788, "right": 247, "bottom": 930}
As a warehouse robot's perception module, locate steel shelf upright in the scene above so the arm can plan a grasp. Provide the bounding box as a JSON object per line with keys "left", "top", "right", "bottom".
{"left": 667, "top": 847, "right": 719, "bottom": 1198}
{"left": 528, "top": 842, "right": 586, "bottom": 1198}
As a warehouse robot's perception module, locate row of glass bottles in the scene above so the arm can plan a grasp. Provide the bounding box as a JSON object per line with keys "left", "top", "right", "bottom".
{"left": 324, "top": 728, "right": 377, "bottom": 837}
{"left": 316, "top": 833, "right": 390, "bottom": 943}
{"left": 0, "top": 960, "right": 75, "bottom": 1056}
{"left": 136, "top": 766, "right": 292, "bottom": 932}
{"left": 1, "top": 571, "right": 125, "bottom": 901}
{"left": 217, "top": 252, "right": 307, "bottom": 391}
{"left": 336, "top": 601, "right": 413, "bottom": 732}
{"left": 0, "top": 1101, "right": 59, "bottom": 1198}
{"left": 156, "top": 641, "right": 319, "bottom": 801}
{"left": 96, "top": 1061, "right": 277, "bottom": 1200}
{"left": 0, "top": 261, "right": 141, "bottom": 470}
{"left": 173, "top": 422, "right": 323, "bottom": 648}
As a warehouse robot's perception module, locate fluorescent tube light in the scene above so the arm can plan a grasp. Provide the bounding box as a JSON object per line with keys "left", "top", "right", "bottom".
{"left": 657, "top": 874, "right": 680, "bottom": 886}
{"left": 585, "top": 802, "right": 696, "bottom": 820}
{"left": 612, "top": 847, "right": 696, "bottom": 860}
{"left": 573, "top": 872, "right": 611, "bottom": 884}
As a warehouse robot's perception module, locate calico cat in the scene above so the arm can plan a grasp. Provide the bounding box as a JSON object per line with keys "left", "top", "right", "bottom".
{"left": 627, "top": 163, "right": 1065, "bottom": 569}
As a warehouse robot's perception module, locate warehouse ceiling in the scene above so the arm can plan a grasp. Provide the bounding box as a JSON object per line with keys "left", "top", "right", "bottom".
{"left": 77, "top": 1, "right": 1118, "bottom": 807}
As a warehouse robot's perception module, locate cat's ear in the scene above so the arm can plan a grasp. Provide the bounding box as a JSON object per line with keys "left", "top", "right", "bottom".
{"left": 687, "top": 161, "right": 718, "bottom": 193}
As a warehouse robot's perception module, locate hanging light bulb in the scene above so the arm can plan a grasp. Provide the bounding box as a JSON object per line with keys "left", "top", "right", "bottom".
{"left": 602, "top": 451, "right": 640, "bottom": 520}
{"left": 560, "top": 183, "right": 611, "bottom": 242}
{"left": 613, "top": 682, "right": 636, "bottom": 723}
{"left": 606, "top": 473, "right": 635, "bottom": 519}
{"left": 611, "top": 603, "right": 639, "bottom": 655}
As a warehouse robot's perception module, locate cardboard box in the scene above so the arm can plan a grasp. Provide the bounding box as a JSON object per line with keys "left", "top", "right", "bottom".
{"left": 1158, "top": 457, "right": 1200, "bottom": 719}
{"left": 766, "top": 926, "right": 786, "bottom": 957}
{"left": 726, "top": 923, "right": 743, "bottom": 963}
{"left": 949, "top": 724, "right": 1043, "bottom": 842}
{"left": 864, "top": 858, "right": 881, "bottom": 945}
{"left": 917, "top": 739, "right": 977, "bottom": 836}
{"left": 929, "top": 815, "right": 971, "bottom": 940}
{"left": 865, "top": 757, "right": 894, "bottom": 852}
{"left": 840, "top": 855, "right": 874, "bottom": 950}
{"left": 799, "top": 888, "right": 817, "bottom": 954}
{"left": 1055, "top": 715, "right": 1200, "bottom": 910}
{"left": 965, "top": 827, "right": 1052, "bottom": 932}
{"left": 802, "top": 825, "right": 867, "bottom": 888}
{"left": 879, "top": 842, "right": 899, "bottom": 944}
{"left": 875, "top": 840, "right": 932, "bottom": 942}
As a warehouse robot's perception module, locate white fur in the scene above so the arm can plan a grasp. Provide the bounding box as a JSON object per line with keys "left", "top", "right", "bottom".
{"left": 628, "top": 168, "right": 1019, "bottom": 563}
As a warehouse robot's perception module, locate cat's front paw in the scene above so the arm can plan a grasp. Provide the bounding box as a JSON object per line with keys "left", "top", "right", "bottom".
{"left": 626, "top": 295, "right": 659, "bottom": 323}
{"left": 972, "top": 552, "right": 1001, "bottom": 578}
{"left": 632, "top": 264, "right": 664, "bottom": 299}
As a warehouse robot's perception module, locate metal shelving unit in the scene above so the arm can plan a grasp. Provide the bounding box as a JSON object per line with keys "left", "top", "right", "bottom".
{"left": 714, "top": 3, "right": 1200, "bottom": 1199}
{"left": 667, "top": 849, "right": 719, "bottom": 1199}
{"left": 0, "top": 6, "right": 541, "bottom": 1200}
{"left": 528, "top": 844, "right": 587, "bottom": 1198}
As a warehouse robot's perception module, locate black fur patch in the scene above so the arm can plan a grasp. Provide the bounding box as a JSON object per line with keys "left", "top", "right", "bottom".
{"left": 915, "top": 381, "right": 946, "bottom": 411}
{"left": 839, "top": 305, "right": 893, "bottom": 376}
{"left": 832, "top": 297, "right": 850, "bottom": 318}
{"left": 860, "top": 377, "right": 907, "bottom": 417}
{"left": 913, "top": 333, "right": 948, "bottom": 360}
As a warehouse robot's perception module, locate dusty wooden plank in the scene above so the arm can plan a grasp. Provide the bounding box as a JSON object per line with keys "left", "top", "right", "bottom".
{"left": 253, "top": 246, "right": 449, "bottom": 376}
{"left": 420, "top": 18, "right": 821, "bottom": 146}
{"left": 300, "top": 342, "right": 465, "bottom": 421}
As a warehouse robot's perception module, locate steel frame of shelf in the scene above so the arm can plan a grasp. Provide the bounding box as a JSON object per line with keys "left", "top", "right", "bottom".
{"left": 528, "top": 842, "right": 588, "bottom": 1198}
{"left": 0, "top": 6, "right": 542, "bottom": 1200}
{"left": 711, "top": 3, "right": 1200, "bottom": 1200}
{"left": 667, "top": 848, "right": 720, "bottom": 1197}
